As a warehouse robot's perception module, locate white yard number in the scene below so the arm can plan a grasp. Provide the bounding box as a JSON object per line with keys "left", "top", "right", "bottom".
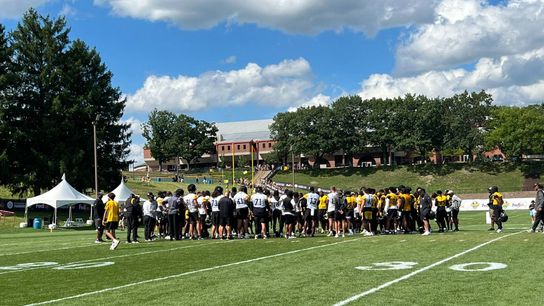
{"left": 355, "top": 261, "right": 418, "bottom": 271}
{"left": 449, "top": 262, "right": 507, "bottom": 272}
{"left": 0, "top": 261, "right": 114, "bottom": 271}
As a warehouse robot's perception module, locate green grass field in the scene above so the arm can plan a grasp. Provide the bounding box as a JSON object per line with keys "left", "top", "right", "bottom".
{"left": 273, "top": 165, "right": 526, "bottom": 194}
{"left": 1, "top": 211, "right": 541, "bottom": 306}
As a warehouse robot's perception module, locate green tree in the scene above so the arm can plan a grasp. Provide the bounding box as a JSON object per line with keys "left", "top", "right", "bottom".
{"left": 331, "top": 95, "right": 369, "bottom": 165}
{"left": 0, "top": 24, "right": 13, "bottom": 183}
{"left": 445, "top": 90, "right": 492, "bottom": 160}
{"left": 142, "top": 109, "right": 177, "bottom": 171}
{"left": 172, "top": 114, "right": 217, "bottom": 170}
{"left": 485, "top": 105, "right": 544, "bottom": 160}
{"left": 1, "top": 10, "right": 131, "bottom": 195}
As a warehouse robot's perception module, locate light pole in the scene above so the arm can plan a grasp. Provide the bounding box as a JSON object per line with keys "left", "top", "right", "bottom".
{"left": 291, "top": 145, "right": 295, "bottom": 189}
{"left": 91, "top": 114, "right": 100, "bottom": 220}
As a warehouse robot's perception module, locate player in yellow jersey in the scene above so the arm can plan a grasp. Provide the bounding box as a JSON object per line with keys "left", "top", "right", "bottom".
{"left": 399, "top": 188, "right": 413, "bottom": 234}
{"left": 385, "top": 187, "right": 399, "bottom": 234}
{"left": 345, "top": 192, "right": 357, "bottom": 235}
{"left": 318, "top": 191, "right": 328, "bottom": 233}
{"left": 376, "top": 189, "right": 386, "bottom": 233}
{"left": 102, "top": 193, "right": 120, "bottom": 250}
{"left": 490, "top": 186, "right": 504, "bottom": 233}
{"left": 435, "top": 190, "right": 448, "bottom": 232}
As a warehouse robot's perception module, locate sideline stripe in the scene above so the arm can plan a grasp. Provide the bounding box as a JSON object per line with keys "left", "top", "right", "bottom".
{"left": 0, "top": 240, "right": 225, "bottom": 276}
{"left": 332, "top": 231, "right": 524, "bottom": 306}
{"left": 25, "top": 238, "right": 364, "bottom": 306}
{"left": 0, "top": 244, "right": 100, "bottom": 257}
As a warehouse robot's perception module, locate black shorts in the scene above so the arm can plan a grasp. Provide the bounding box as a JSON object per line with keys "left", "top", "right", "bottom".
{"left": 295, "top": 212, "right": 303, "bottom": 223}
{"left": 401, "top": 211, "right": 411, "bottom": 218}
{"left": 318, "top": 209, "right": 327, "bottom": 220}
{"left": 284, "top": 214, "right": 294, "bottom": 225}
{"left": 335, "top": 211, "right": 345, "bottom": 221}
{"left": 211, "top": 212, "right": 220, "bottom": 226}
{"left": 236, "top": 207, "right": 249, "bottom": 219}
{"left": 387, "top": 209, "right": 398, "bottom": 219}
{"left": 105, "top": 221, "right": 118, "bottom": 230}
{"left": 345, "top": 209, "right": 354, "bottom": 219}
{"left": 304, "top": 209, "right": 318, "bottom": 222}
{"left": 188, "top": 211, "right": 198, "bottom": 223}
{"left": 199, "top": 214, "right": 207, "bottom": 223}
{"left": 254, "top": 215, "right": 267, "bottom": 224}
{"left": 327, "top": 211, "right": 335, "bottom": 219}
{"left": 95, "top": 218, "right": 105, "bottom": 230}
{"left": 420, "top": 209, "right": 430, "bottom": 220}
{"left": 452, "top": 209, "right": 459, "bottom": 219}
{"left": 219, "top": 216, "right": 232, "bottom": 227}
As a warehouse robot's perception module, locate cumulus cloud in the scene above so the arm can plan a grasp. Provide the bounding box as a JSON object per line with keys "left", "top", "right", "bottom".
{"left": 93, "top": 0, "right": 437, "bottom": 36}
{"left": 359, "top": 47, "right": 544, "bottom": 105}
{"left": 126, "top": 58, "right": 320, "bottom": 112}
{"left": 396, "top": 0, "right": 544, "bottom": 75}
{"left": 287, "top": 94, "right": 332, "bottom": 112}
{"left": 121, "top": 117, "right": 143, "bottom": 137}
{"left": 0, "top": 0, "right": 50, "bottom": 19}
{"left": 127, "top": 143, "right": 144, "bottom": 165}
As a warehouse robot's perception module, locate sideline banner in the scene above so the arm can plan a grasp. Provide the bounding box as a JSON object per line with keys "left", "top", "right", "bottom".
{"left": 459, "top": 198, "right": 533, "bottom": 211}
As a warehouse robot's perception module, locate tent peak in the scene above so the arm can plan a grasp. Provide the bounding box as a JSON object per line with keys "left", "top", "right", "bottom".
{"left": 62, "top": 173, "right": 66, "bottom": 181}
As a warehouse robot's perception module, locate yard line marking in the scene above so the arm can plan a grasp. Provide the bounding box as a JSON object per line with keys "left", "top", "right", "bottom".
{"left": 0, "top": 241, "right": 221, "bottom": 276}
{"left": 26, "top": 238, "right": 364, "bottom": 306}
{"left": 332, "top": 231, "right": 523, "bottom": 306}
{"left": 0, "top": 244, "right": 100, "bottom": 257}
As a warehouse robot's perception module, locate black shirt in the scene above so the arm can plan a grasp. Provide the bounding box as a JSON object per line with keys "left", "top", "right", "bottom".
{"left": 219, "top": 197, "right": 235, "bottom": 217}
{"left": 93, "top": 198, "right": 105, "bottom": 220}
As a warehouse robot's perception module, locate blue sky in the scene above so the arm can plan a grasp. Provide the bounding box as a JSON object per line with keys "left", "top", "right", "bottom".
{"left": 2, "top": 0, "right": 544, "bottom": 164}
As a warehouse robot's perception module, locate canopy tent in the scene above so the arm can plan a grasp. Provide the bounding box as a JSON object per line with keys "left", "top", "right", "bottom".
{"left": 102, "top": 178, "right": 135, "bottom": 205}
{"left": 25, "top": 174, "right": 95, "bottom": 225}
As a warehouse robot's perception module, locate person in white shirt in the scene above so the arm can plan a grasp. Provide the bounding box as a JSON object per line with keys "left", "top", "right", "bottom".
{"left": 251, "top": 186, "right": 269, "bottom": 239}
{"left": 233, "top": 186, "right": 250, "bottom": 238}
{"left": 142, "top": 192, "right": 157, "bottom": 242}
{"left": 197, "top": 191, "right": 210, "bottom": 239}
{"left": 210, "top": 187, "right": 223, "bottom": 239}
{"left": 303, "top": 187, "right": 319, "bottom": 237}
{"left": 269, "top": 190, "right": 281, "bottom": 237}
{"left": 184, "top": 184, "right": 199, "bottom": 240}
{"left": 327, "top": 187, "right": 339, "bottom": 237}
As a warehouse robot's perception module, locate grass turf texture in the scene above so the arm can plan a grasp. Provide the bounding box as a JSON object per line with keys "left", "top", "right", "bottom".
{"left": 273, "top": 165, "right": 526, "bottom": 193}
{"left": 1, "top": 211, "right": 541, "bottom": 306}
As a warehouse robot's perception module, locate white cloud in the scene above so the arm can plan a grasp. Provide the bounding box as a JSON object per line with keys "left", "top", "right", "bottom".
{"left": 127, "top": 143, "right": 144, "bottom": 165}
{"left": 396, "top": 0, "right": 544, "bottom": 75}
{"left": 94, "top": 0, "right": 437, "bottom": 36}
{"left": 223, "top": 55, "right": 236, "bottom": 64}
{"left": 59, "top": 4, "right": 77, "bottom": 18}
{"left": 121, "top": 117, "right": 143, "bottom": 137}
{"left": 359, "top": 47, "right": 544, "bottom": 105}
{"left": 0, "top": 0, "right": 50, "bottom": 19}
{"left": 287, "top": 94, "right": 332, "bottom": 112}
{"left": 126, "top": 58, "right": 320, "bottom": 112}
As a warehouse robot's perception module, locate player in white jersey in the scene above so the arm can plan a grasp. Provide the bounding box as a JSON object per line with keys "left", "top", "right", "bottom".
{"left": 303, "top": 187, "right": 320, "bottom": 237}
{"left": 327, "top": 187, "right": 339, "bottom": 237}
{"left": 269, "top": 190, "right": 281, "bottom": 236}
{"left": 251, "top": 186, "right": 269, "bottom": 239}
{"left": 233, "top": 186, "right": 250, "bottom": 238}
{"left": 183, "top": 184, "right": 199, "bottom": 239}
{"left": 210, "top": 187, "right": 223, "bottom": 239}
{"left": 197, "top": 191, "right": 210, "bottom": 239}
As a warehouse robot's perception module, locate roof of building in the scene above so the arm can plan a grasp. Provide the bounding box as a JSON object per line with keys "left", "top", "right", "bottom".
{"left": 215, "top": 119, "right": 273, "bottom": 142}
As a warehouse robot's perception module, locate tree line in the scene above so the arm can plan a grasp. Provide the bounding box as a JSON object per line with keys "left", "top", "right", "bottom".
{"left": 0, "top": 10, "right": 130, "bottom": 195}
{"left": 269, "top": 92, "right": 544, "bottom": 165}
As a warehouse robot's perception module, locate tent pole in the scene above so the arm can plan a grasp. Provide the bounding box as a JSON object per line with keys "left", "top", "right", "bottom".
{"left": 54, "top": 207, "right": 57, "bottom": 226}
{"left": 24, "top": 206, "right": 28, "bottom": 226}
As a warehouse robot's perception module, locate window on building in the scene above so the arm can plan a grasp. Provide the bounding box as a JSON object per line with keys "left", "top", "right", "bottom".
{"left": 243, "top": 144, "right": 246, "bottom": 149}
{"left": 262, "top": 143, "right": 265, "bottom": 148}
{"left": 227, "top": 146, "right": 231, "bottom": 151}
{"left": 237, "top": 145, "right": 240, "bottom": 150}
{"left": 222, "top": 146, "right": 225, "bottom": 151}
{"left": 268, "top": 143, "right": 272, "bottom": 148}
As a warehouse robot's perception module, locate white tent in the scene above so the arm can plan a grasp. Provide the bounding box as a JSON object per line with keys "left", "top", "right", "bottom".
{"left": 25, "top": 174, "right": 95, "bottom": 225}
{"left": 102, "top": 178, "right": 135, "bottom": 204}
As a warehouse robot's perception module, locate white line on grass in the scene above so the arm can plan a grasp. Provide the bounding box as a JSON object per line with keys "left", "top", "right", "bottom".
{"left": 0, "top": 244, "right": 100, "bottom": 257}
{"left": 25, "top": 238, "right": 364, "bottom": 306}
{"left": 0, "top": 241, "right": 222, "bottom": 276}
{"left": 332, "top": 231, "right": 524, "bottom": 306}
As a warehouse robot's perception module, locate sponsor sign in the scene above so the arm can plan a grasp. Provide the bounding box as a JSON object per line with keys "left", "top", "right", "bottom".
{"left": 459, "top": 198, "right": 533, "bottom": 211}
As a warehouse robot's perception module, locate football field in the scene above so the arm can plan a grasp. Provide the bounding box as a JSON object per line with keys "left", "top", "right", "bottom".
{"left": 1, "top": 211, "right": 542, "bottom": 306}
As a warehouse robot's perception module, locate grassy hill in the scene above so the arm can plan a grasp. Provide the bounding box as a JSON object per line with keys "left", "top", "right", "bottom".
{"left": 273, "top": 163, "right": 531, "bottom": 194}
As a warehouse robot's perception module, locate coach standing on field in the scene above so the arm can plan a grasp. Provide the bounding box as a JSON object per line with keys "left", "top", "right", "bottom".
{"left": 529, "top": 183, "right": 544, "bottom": 233}
{"left": 93, "top": 192, "right": 105, "bottom": 243}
